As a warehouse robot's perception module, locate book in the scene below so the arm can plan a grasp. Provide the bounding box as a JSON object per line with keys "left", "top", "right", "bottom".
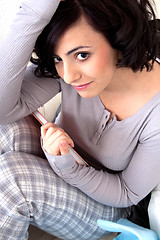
{"left": 32, "top": 110, "right": 88, "bottom": 166}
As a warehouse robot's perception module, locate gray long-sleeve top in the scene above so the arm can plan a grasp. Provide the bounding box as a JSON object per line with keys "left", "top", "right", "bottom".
{"left": 1, "top": 0, "right": 160, "bottom": 208}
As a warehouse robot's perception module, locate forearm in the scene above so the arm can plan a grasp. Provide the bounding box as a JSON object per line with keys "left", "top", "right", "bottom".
{"left": 43, "top": 150, "right": 133, "bottom": 207}
{"left": 45, "top": 132, "right": 160, "bottom": 208}
{"left": 0, "top": 0, "right": 60, "bottom": 124}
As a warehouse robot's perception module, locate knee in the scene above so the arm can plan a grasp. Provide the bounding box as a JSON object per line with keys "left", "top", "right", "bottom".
{"left": 0, "top": 152, "right": 35, "bottom": 230}
{"left": 0, "top": 115, "right": 44, "bottom": 157}
{"left": 0, "top": 150, "right": 56, "bottom": 210}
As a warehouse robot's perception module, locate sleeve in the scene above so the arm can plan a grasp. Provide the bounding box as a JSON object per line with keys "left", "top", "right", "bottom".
{"left": 0, "top": 0, "right": 61, "bottom": 124}
{"left": 43, "top": 110, "right": 160, "bottom": 208}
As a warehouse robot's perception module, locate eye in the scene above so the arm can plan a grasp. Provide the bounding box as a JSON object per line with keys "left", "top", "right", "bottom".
{"left": 53, "top": 56, "right": 62, "bottom": 64}
{"left": 76, "top": 52, "right": 89, "bottom": 61}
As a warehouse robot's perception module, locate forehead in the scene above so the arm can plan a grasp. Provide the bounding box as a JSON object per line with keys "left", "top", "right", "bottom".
{"left": 54, "top": 17, "right": 107, "bottom": 54}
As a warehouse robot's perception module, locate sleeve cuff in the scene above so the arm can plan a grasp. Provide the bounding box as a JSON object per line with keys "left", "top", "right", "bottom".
{"left": 45, "top": 150, "right": 77, "bottom": 171}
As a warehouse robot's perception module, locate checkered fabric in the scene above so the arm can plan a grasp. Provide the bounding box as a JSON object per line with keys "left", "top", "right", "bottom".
{"left": 0, "top": 115, "right": 130, "bottom": 240}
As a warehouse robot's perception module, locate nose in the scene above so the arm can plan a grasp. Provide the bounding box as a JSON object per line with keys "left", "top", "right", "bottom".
{"left": 63, "top": 62, "right": 82, "bottom": 85}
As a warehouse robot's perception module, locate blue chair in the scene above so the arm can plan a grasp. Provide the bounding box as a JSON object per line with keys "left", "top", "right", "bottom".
{"left": 97, "top": 218, "right": 159, "bottom": 240}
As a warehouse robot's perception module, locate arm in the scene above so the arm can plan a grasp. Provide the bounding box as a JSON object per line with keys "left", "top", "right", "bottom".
{"left": 0, "top": 0, "right": 61, "bottom": 124}
{"left": 42, "top": 111, "right": 160, "bottom": 208}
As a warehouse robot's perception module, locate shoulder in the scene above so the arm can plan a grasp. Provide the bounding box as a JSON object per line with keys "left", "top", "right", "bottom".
{"left": 140, "top": 93, "right": 160, "bottom": 144}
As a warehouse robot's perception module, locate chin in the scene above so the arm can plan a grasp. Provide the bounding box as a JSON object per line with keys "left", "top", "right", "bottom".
{"left": 78, "top": 91, "right": 97, "bottom": 99}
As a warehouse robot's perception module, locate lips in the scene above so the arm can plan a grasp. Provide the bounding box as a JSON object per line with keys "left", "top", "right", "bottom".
{"left": 72, "top": 82, "right": 92, "bottom": 91}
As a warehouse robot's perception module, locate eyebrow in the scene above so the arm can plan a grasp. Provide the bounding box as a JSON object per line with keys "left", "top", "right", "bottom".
{"left": 66, "top": 46, "right": 92, "bottom": 55}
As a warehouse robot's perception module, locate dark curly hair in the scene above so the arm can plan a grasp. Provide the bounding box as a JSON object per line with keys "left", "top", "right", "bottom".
{"left": 31, "top": 0, "right": 159, "bottom": 78}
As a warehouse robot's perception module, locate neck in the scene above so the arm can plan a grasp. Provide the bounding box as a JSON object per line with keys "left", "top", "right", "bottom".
{"left": 103, "top": 62, "right": 160, "bottom": 95}
{"left": 99, "top": 62, "right": 160, "bottom": 120}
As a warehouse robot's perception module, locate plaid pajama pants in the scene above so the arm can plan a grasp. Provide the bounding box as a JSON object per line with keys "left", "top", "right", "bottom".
{"left": 0, "top": 115, "right": 130, "bottom": 240}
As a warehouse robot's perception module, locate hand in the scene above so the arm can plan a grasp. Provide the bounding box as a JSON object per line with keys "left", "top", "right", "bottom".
{"left": 41, "top": 122, "right": 74, "bottom": 156}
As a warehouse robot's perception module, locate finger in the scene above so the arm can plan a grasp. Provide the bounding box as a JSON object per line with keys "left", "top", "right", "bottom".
{"left": 46, "top": 129, "right": 74, "bottom": 147}
{"left": 41, "top": 122, "right": 51, "bottom": 138}
{"left": 42, "top": 122, "right": 57, "bottom": 131}
{"left": 44, "top": 131, "right": 74, "bottom": 150}
{"left": 41, "top": 123, "right": 57, "bottom": 138}
{"left": 45, "top": 126, "right": 57, "bottom": 139}
{"left": 44, "top": 128, "right": 64, "bottom": 145}
{"left": 43, "top": 133, "right": 73, "bottom": 155}
{"left": 59, "top": 140, "right": 69, "bottom": 155}
{"left": 41, "top": 126, "right": 46, "bottom": 138}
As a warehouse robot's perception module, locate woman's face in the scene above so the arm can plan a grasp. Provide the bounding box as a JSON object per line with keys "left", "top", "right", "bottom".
{"left": 53, "top": 17, "right": 118, "bottom": 98}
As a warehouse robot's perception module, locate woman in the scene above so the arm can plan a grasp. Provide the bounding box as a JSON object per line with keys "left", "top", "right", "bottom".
{"left": 0, "top": 0, "right": 160, "bottom": 239}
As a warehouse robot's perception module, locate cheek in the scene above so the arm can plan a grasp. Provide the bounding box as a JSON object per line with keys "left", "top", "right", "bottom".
{"left": 85, "top": 57, "right": 115, "bottom": 78}
{"left": 95, "top": 49, "right": 117, "bottom": 77}
{"left": 82, "top": 57, "right": 108, "bottom": 77}
{"left": 86, "top": 49, "right": 117, "bottom": 77}
{"left": 55, "top": 64, "right": 64, "bottom": 78}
